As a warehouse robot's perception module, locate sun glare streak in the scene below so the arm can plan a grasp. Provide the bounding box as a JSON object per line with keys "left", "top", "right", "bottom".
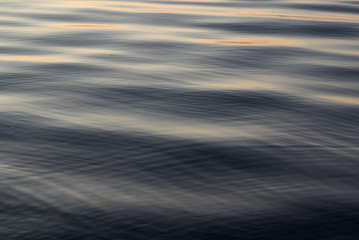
{"left": 58, "top": 24, "right": 125, "bottom": 29}
{"left": 198, "top": 38, "right": 300, "bottom": 46}
{"left": 204, "top": 81, "right": 283, "bottom": 91}
{"left": 319, "top": 95, "right": 359, "bottom": 105}
{"left": 0, "top": 55, "right": 68, "bottom": 62}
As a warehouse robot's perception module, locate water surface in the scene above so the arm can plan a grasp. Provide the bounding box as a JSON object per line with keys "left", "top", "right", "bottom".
{"left": 1, "top": 0, "right": 359, "bottom": 239}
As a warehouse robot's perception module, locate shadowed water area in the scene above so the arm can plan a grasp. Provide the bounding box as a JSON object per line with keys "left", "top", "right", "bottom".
{"left": 1, "top": 0, "right": 359, "bottom": 239}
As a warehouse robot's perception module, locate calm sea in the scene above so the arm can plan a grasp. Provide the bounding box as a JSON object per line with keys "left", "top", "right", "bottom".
{"left": 1, "top": 0, "right": 359, "bottom": 239}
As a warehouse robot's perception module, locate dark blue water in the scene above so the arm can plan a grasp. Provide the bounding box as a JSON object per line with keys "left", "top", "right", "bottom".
{"left": 1, "top": 0, "right": 359, "bottom": 239}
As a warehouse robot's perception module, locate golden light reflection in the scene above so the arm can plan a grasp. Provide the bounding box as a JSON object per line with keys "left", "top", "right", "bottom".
{"left": 200, "top": 38, "right": 298, "bottom": 46}
{"left": 158, "top": 0, "right": 219, "bottom": 1}
{"left": 71, "top": 48, "right": 119, "bottom": 54}
{"left": 58, "top": 1, "right": 359, "bottom": 23}
{"left": 205, "top": 81, "right": 281, "bottom": 90}
{"left": 77, "top": 1, "right": 194, "bottom": 8}
{"left": 138, "top": 31, "right": 300, "bottom": 46}
{"left": 51, "top": 1, "right": 243, "bottom": 17}
{"left": 9, "top": 1, "right": 359, "bottom": 24}
{"left": 1, "top": 56, "right": 68, "bottom": 62}
{"left": 58, "top": 24, "right": 124, "bottom": 29}
{"left": 319, "top": 95, "right": 359, "bottom": 105}
{"left": 234, "top": 12, "right": 359, "bottom": 23}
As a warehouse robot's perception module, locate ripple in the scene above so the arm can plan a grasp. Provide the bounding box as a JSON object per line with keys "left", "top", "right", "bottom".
{"left": 2, "top": 0, "right": 359, "bottom": 239}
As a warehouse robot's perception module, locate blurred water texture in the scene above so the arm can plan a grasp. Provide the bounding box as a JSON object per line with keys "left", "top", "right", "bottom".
{"left": 1, "top": 0, "right": 359, "bottom": 239}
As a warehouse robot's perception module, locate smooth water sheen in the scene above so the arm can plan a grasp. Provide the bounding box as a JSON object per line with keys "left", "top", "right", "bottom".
{"left": 1, "top": 0, "right": 359, "bottom": 239}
